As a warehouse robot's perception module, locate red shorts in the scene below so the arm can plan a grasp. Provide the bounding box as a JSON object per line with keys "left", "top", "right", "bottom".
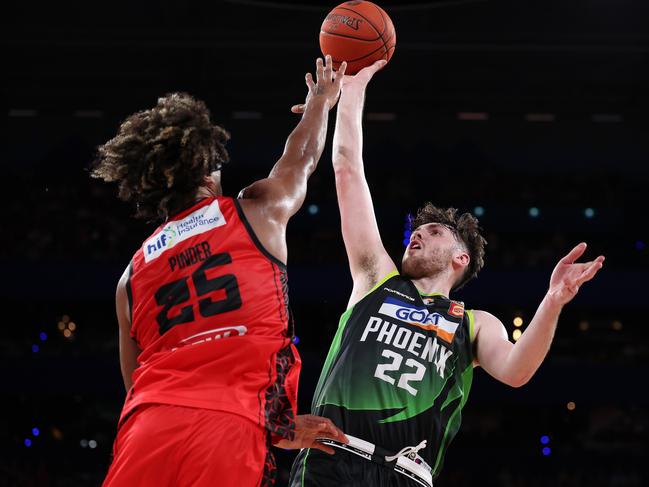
{"left": 103, "top": 404, "right": 273, "bottom": 487}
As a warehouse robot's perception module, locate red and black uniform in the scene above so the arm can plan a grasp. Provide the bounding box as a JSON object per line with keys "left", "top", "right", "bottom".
{"left": 104, "top": 196, "right": 300, "bottom": 487}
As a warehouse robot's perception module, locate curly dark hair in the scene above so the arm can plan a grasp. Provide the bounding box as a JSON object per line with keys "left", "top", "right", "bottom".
{"left": 410, "top": 202, "right": 487, "bottom": 291}
{"left": 91, "top": 93, "right": 230, "bottom": 220}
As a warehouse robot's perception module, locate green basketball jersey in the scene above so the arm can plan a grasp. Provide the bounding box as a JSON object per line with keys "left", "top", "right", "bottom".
{"left": 311, "top": 272, "right": 475, "bottom": 479}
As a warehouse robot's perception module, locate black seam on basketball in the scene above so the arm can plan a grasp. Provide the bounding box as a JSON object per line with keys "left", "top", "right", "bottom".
{"left": 371, "top": 2, "right": 388, "bottom": 36}
{"left": 320, "top": 30, "right": 384, "bottom": 44}
{"left": 384, "top": 29, "right": 396, "bottom": 54}
{"left": 384, "top": 45, "right": 396, "bottom": 61}
{"left": 333, "top": 6, "right": 383, "bottom": 41}
{"left": 378, "top": 24, "right": 393, "bottom": 60}
{"left": 376, "top": 6, "right": 392, "bottom": 57}
{"left": 331, "top": 39, "right": 390, "bottom": 63}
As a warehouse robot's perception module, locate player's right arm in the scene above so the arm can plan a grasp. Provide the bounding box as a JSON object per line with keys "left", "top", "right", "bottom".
{"left": 332, "top": 61, "right": 397, "bottom": 307}
{"left": 237, "top": 56, "right": 346, "bottom": 264}
{"left": 116, "top": 265, "right": 141, "bottom": 392}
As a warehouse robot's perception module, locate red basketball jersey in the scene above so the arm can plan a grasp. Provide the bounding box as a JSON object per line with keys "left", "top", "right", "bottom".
{"left": 121, "top": 196, "right": 300, "bottom": 441}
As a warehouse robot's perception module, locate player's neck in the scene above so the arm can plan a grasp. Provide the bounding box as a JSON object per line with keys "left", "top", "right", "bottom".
{"left": 409, "top": 273, "right": 453, "bottom": 299}
{"left": 194, "top": 183, "right": 222, "bottom": 202}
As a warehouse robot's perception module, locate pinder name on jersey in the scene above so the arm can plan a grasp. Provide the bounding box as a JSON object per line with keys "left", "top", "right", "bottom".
{"left": 378, "top": 296, "right": 460, "bottom": 343}
{"left": 143, "top": 200, "right": 226, "bottom": 263}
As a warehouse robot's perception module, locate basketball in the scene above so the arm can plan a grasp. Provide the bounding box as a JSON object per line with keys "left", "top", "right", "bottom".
{"left": 319, "top": 1, "right": 396, "bottom": 75}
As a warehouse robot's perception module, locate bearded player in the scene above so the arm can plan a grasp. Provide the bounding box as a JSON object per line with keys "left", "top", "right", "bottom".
{"left": 93, "top": 56, "right": 349, "bottom": 487}
{"left": 288, "top": 60, "right": 605, "bottom": 487}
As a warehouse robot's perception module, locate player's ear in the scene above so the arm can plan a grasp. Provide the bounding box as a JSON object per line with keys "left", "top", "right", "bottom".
{"left": 203, "top": 171, "right": 222, "bottom": 195}
{"left": 452, "top": 250, "right": 470, "bottom": 270}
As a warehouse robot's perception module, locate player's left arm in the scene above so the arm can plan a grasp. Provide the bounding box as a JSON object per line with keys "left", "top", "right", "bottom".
{"left": 116, "top": 265, "right": 141, "bottom": 392}
{"left": 474, "top": 243, "right": 604, "bottom": 387}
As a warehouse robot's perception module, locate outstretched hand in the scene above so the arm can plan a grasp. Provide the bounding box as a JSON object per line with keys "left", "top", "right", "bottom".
{"left": 547, "top": 243, "right": 605, "bottom": 306}
{"left": 290, "top": 55, "right": 346, "bottom": 114}
{"left": 341, "top": 59, "right": 387, "bottom": 89}
{"left": 274, "top": 414, "right": 348, "bottom": 454}
{"left": 291, "top": 59, "right": 385, "bottom": 114}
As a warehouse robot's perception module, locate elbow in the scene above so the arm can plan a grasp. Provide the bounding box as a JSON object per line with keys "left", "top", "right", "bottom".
{"left": 508, "top": 378, "right": 527, "bottom": 389}
{"left": 506, "top": 372, "right": 532, "bottom": 388}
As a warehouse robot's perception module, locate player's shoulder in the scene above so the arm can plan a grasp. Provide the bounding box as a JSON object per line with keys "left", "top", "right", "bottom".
{"left": 469, "top": 309, "right": 506, "bottom": 339}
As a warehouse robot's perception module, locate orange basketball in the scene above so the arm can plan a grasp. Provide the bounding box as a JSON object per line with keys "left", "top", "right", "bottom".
{"left": 319, "top": 1, "right": 396, "bottom": 75}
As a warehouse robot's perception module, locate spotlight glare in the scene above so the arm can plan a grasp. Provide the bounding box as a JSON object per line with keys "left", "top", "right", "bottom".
{"left": 39, "top": 332, "right": 47, "bottom": 341}
{"left": 307, "top": 204, "right": 319, "bottom": 215}
{"left": 31, "top": 344, "right": 39, "bottom": 353}
{"left": 578, "top": 320, "right": 589, "bottom": 331}
{"left": 540, "top": 435, "right": 550, "bottom": 445}
{"left": 57, "top": 322, "right": 66, "bottom": 331}
{"left": 542, "top": 447, "right": 551, "bottom": 456}
{"left": 68, "top": 322, "right": 77, "bottom": 331}
{"left": 512, "top": 329, "right": 522, "bottom": 341}
{"left": 473, "top": 206, "right": 485, "bottom": 217}
{"left": 612, "top": 320, "right": 623, "bottom": 331}
{"left": 24, "top": 439, "right": 32, "bottom": 447}
{"left": 89, "top": 440, "right": 97, "bottom": 449}
{"left": 292, "top": 336, "right": 300, "bottom": 345}
{"left": 529, "top": 207, "right": 540, "bottom": 218}
{"left": 32, "top": 428, "right": 40, "bottom": 437}
{"left": 567, "top": 401, "right": 576, "bottom": 411}
{"left": 63, "top": 329, "right": 72, "bottom": 338}
{"left": 584, "top": 208, "right": 595, "bottom": 218}
{"left": 80, "top": 439, "right": 89, "bottom": 448}
{"left": 513, "top": 317, "right": 524, "bottom": 327}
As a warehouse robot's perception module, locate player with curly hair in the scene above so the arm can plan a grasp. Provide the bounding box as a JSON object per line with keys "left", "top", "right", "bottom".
{"left": 94, "top": 56, "right": 349, "bottom": 487}
{"left": 289, "top": 61, "right": 606, "bottom": 487}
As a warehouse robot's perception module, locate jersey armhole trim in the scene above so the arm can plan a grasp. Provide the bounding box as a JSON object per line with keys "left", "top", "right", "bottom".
{"left": 466, "top": 309, "right": 476, "bottom": 342}
{"left": 344, "top": 270, "right": 399, "bottom": 313}
{"left": 367, "top": 270, "right": 399, "bottom": 296}
{"left": 232, "top": 197, "right": 287, "bottom": 269}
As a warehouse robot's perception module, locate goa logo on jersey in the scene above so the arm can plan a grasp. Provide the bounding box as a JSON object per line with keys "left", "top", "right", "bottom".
{"left": 378, "top": 297, "right": 460, "bottom": 343}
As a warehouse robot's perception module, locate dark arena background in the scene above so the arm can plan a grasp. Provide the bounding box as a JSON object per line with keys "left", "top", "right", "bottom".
{"left": 2, "top": 0, "right": 648, "bottom": 485}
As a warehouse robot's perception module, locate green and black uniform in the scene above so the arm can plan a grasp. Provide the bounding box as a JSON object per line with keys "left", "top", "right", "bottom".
{"left": 289, "top": 272, "right": 475, "bottom": 486}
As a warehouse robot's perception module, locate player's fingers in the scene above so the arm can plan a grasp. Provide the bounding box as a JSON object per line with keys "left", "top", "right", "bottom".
{"left": 577, "top": 259, "right": 604, "bottom": 284}
{"left": 324, "top": 54, "right": 333, "bottom": 81}
{"left": 305, "top": 72, "right": 316, "bottom": 93}
{"left": 315, "top": 57, "right": 325, "bottom": 83}
{"left": 311, "top": 441, "right": 336, "bottom": 455}
{"left": 560, "top": 242, "right": 587, "bottom": 264}
{"left": 370, "top": 59, "right": 388, "bottom": 73}
{"left": 291, "top": 104, "right": 306, "bottom": 113}
{"left": 334, "top": 61, "right": 347, "bottom": 82}
{"left": 318, "top": 421, "right": 348, "bottom": 443}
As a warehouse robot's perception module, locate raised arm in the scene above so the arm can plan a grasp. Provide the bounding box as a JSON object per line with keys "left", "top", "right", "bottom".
{"left": 237, "top": 57, "right": 345, "bottom": 263}
{"left": 474, "top": 243, "right": 605, "bottom": 387}
{"left": 332, "top": 61, "right": 397, "bottom": 306}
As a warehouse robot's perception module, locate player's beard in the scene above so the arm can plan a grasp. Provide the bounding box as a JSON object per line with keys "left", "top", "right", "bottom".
{"left": 402, "top": 246, "right": 453, "bottom": 280}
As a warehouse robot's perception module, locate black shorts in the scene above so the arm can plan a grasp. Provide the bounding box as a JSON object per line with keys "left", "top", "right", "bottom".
{"left": 289, "top": 447, "right": 424, "bottom": 487}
